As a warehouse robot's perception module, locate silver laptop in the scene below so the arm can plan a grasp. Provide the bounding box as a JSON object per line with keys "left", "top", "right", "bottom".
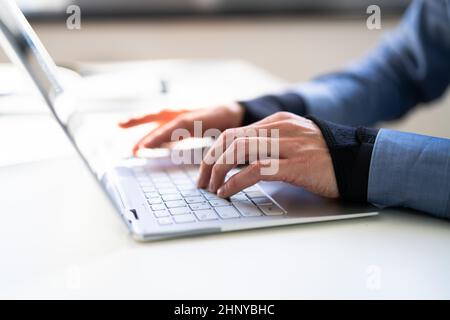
{"left": 0, "top": 0, "right": 377, "bottom": 241}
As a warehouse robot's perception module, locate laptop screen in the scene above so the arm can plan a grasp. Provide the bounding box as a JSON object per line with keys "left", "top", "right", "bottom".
{"left": 0, "top": 0, "right": 63, "bottom": 107}
{"left": 0, "top": 0, "right": 114, "bottom": 177}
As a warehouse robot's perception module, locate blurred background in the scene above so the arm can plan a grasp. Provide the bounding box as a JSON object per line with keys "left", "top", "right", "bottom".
{"left": 1, "top": 0, "right": 448, "bottom": 140}
{"left": 16, "top": 0, "right": 409, "bottom": 17}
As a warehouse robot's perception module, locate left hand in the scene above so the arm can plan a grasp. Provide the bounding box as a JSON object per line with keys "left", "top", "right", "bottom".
{"left": 197, "top": 112, "right": 339, "bottom": 199}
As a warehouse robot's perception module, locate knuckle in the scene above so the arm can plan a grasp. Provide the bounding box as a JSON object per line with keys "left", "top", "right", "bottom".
{"left": 274, "top": 111, "right": 292, "bottom": 120}
{"left": 223, "top": 128, "right": 236, "bottom": 139}
{"left": 223, "top": 128, "right": 233, "bottom": 136}
{"left": 282, "top": 118, "right": 300, "bottom": 128}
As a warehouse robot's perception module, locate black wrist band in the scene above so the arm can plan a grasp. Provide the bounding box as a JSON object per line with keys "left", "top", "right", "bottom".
{"left": 306, "top": 116, "right": 379, "bottom": 202}
{"left": 239, "top": 92, "right": 307, "bottom": 125}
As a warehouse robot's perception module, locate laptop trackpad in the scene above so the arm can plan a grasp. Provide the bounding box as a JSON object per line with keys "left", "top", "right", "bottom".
{"left": 258, "top": 181, "right": 377, "bottom": 218}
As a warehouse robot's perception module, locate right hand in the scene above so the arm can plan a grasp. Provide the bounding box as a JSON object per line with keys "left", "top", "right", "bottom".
{"left": 119, "top": 102, "right": 245, "bottom": 156}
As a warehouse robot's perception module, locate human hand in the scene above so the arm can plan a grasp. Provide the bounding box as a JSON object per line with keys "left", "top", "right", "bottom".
{"left": 119, "top": 102, "right": 244, "bottom": 156}
{"left": 197, "top": 112, "right": 339, "bottom": 199}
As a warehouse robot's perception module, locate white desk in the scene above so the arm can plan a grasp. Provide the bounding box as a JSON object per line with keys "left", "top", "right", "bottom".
{"left": 0, "top": 58, "right": 449, "bottom": 299}
{"left": 1, "top": 154, "right": 450, "bottom": 299}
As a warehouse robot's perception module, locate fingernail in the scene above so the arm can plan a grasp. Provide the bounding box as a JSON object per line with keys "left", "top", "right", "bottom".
{"left": 217, "top": 187, "right": 225, "bottom": 197}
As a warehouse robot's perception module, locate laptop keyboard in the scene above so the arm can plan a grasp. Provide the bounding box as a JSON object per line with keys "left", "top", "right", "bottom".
{"left": 132, "top": 167, "right": 286, "bottom": 226}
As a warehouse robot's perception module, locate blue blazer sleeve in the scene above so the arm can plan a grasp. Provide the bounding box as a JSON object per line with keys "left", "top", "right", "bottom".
{"left": 295, "top": 0, "right": 450, "bottom": 126}
{"left": 368, "top": 130, "right": 450, "bottom": 217}
{"left": 301, "top": 0, "right": 450, "bottom": 217}
{"left": 240, "top": 0, "right": 450, "bottom": 217}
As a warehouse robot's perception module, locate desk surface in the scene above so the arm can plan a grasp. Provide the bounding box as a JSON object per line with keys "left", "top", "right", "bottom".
{"left": 0, "top": 90, "right": 449, "bottom": 298}
{"left": 0, "top": 17, "right": 449, "bottom": 297}
{"left": 1, "top": 154, "right": 449, "bottom": 299}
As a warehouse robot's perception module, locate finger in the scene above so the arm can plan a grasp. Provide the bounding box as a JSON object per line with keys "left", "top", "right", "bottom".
{"left": 197, "top": 127, "right": 254, "bottom": 188}
{"left": 197, "top": 122, "right": 284, "bottom": 189}
{"left": 208, "top": 137, "right": 279, "bottom": 193}
{"left": 132, "top": 130, "right": 156, "bottom": 156}
{"left": 248, "top": 111, "right": 292, "bottom": 127}
{"left": 132, "top": 118, "right": 192, "bottom": 156}
{"left": 217, "top": 159, "right": 288, "bottom": 198}
{"left": 119, "top": 109, "right": 188, "bottom": 128}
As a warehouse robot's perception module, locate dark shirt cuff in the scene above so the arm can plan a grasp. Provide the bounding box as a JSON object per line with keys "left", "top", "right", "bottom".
{"left": 239, "top": 92, "right": 307, "bottom": 125}
{"left": 306, "top": 116, "right": 379, "bottom": 202}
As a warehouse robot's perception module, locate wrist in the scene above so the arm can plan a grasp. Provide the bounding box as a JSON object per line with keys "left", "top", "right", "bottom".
{"left": 306, "top": 116, "right": 379, "bottom": 203}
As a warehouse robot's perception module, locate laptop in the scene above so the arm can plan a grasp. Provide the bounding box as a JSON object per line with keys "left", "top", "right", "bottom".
{"left": 0, "top": 0, "right": 378, "bottom": 241}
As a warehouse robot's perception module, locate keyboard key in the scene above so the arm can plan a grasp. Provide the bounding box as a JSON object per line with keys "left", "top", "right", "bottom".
{"left": 169, "top": 207, "right": 191, "bottom": 215}
{"left": 158, "top": 188, "right": 178, "bottom": 195}
{"left": 245, "top": 190, "right": 266, "bottom": 198}
{"left": 171, "top": 176, "right": 192, "bottom": 182}
{"left": 194, "top": 209, "right": 218, "bottom": 221}
{"left": 186, "top": 168, "right": 200, "bottom": 180}
{"left": 135, "top": 173, "right": 148, "bottom": 178}
{"left": 144, "top": 192, "right": 159, "bottom": 198}
{"left": 148, "top": 197, "right": 163, "bottom": 204}
{"left": 259, "top": 204, "right": 285, "bottom": 216}
{"left": 162, "top": 194, "right": 182, "bottom": 201}
{"left": 168, "top": 175, "right": 186, "bottom": 181}
{"left": 232, "top": 200, "right": 262, "bottom": 217}
{"left": 152, "top": 176, "right": 172, "bottom": 184}
{"left": 215, "top": 206, "right": 241, "bottom": 219}
{"left": 165, "top": 200, "right": 186, "bottom": 208}
{"left": 138, "top": 179, "right": 152, "bottom": 186}
{"left": 156, "top": 182, "right": 175, "bottom": 189}
{"left": 153, "top": 209, "right": 170, "bottom": 218}
{"left": 184, "top": 196, "right": 205, "bottom": 204}
{"left": 189, "top": 202, "right": 211, "bottom": 211}
{"left": 186, "top": 168, "right": 198, "bottom": 175}
{"left": 251, "top": 196, "right": 272, "bottom": 205}
{"left": 173, "top": 214, "right": 196, "bottom": 224}
{"left": 202, "top": 191, "right": 221, "bottom": 200}
{"left": 149, "top": 173, "right": 167, "bottom": 179}
{"left": 181, "top": 190, "right": 201, "bottom": 197}
{"left": 135, "top": 172, "right": 147, "bottom": 178}
{"left": 139, "top": 181, "right": 154, "bottom": 187}
{"left": 177, "top": 184, "right": 196, "bottom": 190}
{"left": 209, "top": 199, "right": 231, "bottom": 207}
{"left": 229, "top": 193, "right": 247, "bottom": 201}
{"left": 151, "top": 204, "right": 166, "bottom": 211}
{"left": 167, "top": 169, "right": 184, "bottom": 176}
{"left": 157, "top": 217, "right": 173, "bottom": 225}
{"left": 142, "top": 186, "right": 157, "bottom": 193}
{"left": 188, "top": 173, "right": 200, "bottom": 180}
